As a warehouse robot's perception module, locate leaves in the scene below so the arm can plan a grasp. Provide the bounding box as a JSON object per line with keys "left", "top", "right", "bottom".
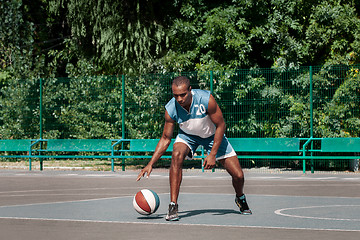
{"left": 1, "top": 0, "right": 360, "bottom": 140}
{"left": 47, "top": 0, "right": 169, "bottom": 75}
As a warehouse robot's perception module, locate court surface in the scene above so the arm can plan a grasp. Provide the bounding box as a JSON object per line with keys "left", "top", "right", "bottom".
{"left": 0, "top": 169, "right": 359, "bottom": 240}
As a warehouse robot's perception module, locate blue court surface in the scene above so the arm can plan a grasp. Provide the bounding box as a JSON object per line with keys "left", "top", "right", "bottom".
{"left": 0, "top": 169, "right": 359, "bottom": 240}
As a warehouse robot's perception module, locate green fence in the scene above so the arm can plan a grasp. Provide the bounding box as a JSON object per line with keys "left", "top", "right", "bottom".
{"left": 1, "top": 65, "right": 359, "bottom": 171}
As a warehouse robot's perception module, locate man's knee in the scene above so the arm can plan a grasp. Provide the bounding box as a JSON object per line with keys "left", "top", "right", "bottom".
{"left": 171, "top": 150, "right": 186, "bottom": 167}
{"left": 223, "top": 156, "right": 244, "bottom": 180}
{"left": 232, "top": 170, "right": 244, "bottom": 181}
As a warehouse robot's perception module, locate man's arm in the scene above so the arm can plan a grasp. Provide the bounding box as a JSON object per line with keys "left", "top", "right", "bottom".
{"left": 203, "top": 94, "right": 226, "bottom": 169}
{"left": 136, "top": 110, "right": 175, "bottom": 181}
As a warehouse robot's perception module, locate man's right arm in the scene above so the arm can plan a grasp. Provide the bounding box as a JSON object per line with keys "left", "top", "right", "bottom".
{"left": 136, "top": 110, "right": 175, "bottom": 181}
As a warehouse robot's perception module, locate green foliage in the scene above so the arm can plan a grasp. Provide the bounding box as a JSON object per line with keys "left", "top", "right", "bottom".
{"left": 0, "top": 78, "right": 40, "bottom": 138}
{"left": 305, "top": 1, "right": 360, "bottom": 66}
{"left": 3, "top": 0, "right": 360, "bottom": 76}
{"left": 154, "top": 0, "right": 360, "bottom": 72}
{"left": 48, "top": 0, "right": 169, "bottom": 75}
{"left": 316, "top": 67, "right": 360, "bottom": 137}
{"left": 124, "top": 74, "right": 172, "bottom": 139}
{"left": 211, "top": 65, "right": 360, "bottom": 138}
{"left": 1, "top": 0, "right": 360, "bottom": 140}
{"left": 0, "top": 0, "right": 53, "bottom": 79}
{"left": 215, "top": 68, "right": 311, "bottom": 138}
{"left": 0, "top": 66, "right": 359, "bottom": 140}
{"left": 41, "top": 76, "right": 122, "bottom": 139}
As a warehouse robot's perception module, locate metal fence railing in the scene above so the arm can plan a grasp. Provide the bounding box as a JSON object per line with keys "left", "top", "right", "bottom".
{"left": 1, "top": 65, "right": 359, "bottom": 171}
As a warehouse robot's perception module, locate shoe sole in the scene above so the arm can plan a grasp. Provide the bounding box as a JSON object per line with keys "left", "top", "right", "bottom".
{"left": 240, "top": 211, "right": 252, "bottom": 215}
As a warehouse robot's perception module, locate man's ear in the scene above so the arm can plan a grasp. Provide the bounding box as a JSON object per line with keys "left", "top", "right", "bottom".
{"left": 188, "top": 86, "right": 192, "bottom": 91}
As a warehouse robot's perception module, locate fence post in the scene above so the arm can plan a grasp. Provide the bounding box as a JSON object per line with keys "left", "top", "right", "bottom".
{"left": 39, "top": 78, "right": 43, "bottom": 171}
{"left": 39, "top": 78, "right": 43, "bottom": 140}
{"left": 121, "top": 74, "right": 126, "bottom": 171}
{"left": 303, "top": 66, "right": 314, "bottom": 174}
{"left": 309, "top": 66, "right": 314, "bottom": 173}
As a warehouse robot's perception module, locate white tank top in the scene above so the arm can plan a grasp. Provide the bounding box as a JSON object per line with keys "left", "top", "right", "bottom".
{"left": 165, "top": 89, "right": 216, "bottom": 138}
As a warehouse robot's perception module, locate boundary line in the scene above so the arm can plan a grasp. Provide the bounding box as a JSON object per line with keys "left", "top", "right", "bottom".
{"left": 275, "top": 205, "right": 360, "bottom": 221}
{"left": 0, "top": 216, "right": 359, "bottom": 232}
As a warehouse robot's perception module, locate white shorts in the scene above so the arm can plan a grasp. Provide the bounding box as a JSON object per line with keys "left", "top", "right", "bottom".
{"left": 174, "top": 132, "right": 236, "bottom": 160}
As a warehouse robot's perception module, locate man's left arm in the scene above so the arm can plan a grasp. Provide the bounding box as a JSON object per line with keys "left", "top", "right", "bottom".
{"left": 203, "top": 94, "right": 226, "bottom": 169}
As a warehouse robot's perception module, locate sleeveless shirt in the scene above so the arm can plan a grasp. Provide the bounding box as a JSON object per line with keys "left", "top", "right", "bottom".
{"left": 165, "top": 89, "right": 216, "bottom": 138}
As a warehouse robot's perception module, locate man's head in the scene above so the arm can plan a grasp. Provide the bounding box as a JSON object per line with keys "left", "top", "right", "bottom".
{"left": 172, "top": 76, "right": 192, "bottom": 109}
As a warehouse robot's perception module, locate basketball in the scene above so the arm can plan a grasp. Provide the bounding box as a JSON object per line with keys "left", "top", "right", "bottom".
{"left": 133, "top": 189, "right": 160, "bottom": 215}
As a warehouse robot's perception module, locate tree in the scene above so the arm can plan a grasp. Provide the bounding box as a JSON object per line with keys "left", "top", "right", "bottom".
{"left": 1, "top": 0, "right": 360, "bottom": 141}
{"left": 48, "top": 0, "right": 171, "bottom": 75}
{"left": 304, "top": 0, "right": 360, "bottom": 66}
{"left": 153, "top": 0, "right": 360, "bottom": 72}
{"left": 0, "top": 0, "right": 47, "bottom": 139}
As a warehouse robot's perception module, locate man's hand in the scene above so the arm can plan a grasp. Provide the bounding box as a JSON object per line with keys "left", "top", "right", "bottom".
{"left": 136, "top": 164, "right": 153, "bottom": 181}
{"left": 203, "top": 154, "right": 216, "bottom": 169}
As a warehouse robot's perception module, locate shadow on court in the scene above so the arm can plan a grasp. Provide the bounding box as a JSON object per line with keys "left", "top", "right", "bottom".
{"left": 179, "top": 209, "right": 240, "bottom": 218}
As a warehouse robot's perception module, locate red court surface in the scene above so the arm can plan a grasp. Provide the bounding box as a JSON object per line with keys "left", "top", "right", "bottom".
{"left": 0, "top": 169, "right": 359, "bottom": 240}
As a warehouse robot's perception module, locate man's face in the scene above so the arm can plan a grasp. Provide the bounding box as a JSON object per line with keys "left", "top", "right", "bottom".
{"left": 172, "top": 83, "right": 192, "bottom": 109}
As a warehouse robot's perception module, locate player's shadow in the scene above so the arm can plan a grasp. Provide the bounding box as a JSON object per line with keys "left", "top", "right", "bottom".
{"left": 179, "top": 209, "right": 240, "bottom": 219}
{"left": 137, "top": 214, "right": 165, "bottom": 220}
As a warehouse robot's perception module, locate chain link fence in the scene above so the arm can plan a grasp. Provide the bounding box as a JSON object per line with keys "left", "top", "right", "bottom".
{"left": 1, "top": 65, "right": 359, "bottom": 170}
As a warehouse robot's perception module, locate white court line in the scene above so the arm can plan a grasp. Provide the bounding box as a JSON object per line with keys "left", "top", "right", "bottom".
{"left": 0, "top": 216, "right": 359, "bottom": 232}
{"left": 275, "top": 205, "right": 360, "bottom": 221}
{"left": 247, "top": 177, "right": 281, "bottom": 179}
{"left": 1, "top": 193, "right": 360, "bottom": 232}
{"left": 0, "top": 186, "right": 148, "bottom": 195}
{"left": 0, "top": 185, "right": 225, "bottom": 196}
{"left": 341, "top": 178, "right": 360, "bottom": 181}
{"left": 81, "top": 175, "right": 116, "bottom": 177}
{"left": 0, "top": 192, "right": 148, "bottom": 209}
{"left": 306, "top": 177, "right": 338, "bottom": 180}
{"left": 0, "top": 193, "right": 169, "bottom": 209}
{"left": 0, "top": 193, "right": 125, "bottom": 197}
{"left": 286, "top": 177, "right": 334, "bottom": 180}
{"left": 8, "top": 173, "right": 360, "bottom": 182}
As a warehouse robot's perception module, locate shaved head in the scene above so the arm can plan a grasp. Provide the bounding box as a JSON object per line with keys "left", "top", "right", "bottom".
{"left": 172, "top": 76, "right": 190, "bottom": 89}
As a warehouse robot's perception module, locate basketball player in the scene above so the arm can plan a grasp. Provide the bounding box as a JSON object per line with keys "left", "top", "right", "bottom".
{"left": 137, "top": 76, "right": 251, "bottom": 221}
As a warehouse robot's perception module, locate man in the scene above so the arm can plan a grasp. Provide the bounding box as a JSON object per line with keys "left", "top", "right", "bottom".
{"left": 136, "top": 76, "right": 251, "bottom": 221}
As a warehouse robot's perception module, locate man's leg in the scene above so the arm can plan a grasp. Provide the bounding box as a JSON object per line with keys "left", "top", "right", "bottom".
{"left": 219, "top": 155, "right": 244, "bottom": 196}
{"left": 166, "top": 142, "right": 190, "bottom": 221}
{"left": 169, "top": 142, "right": 190, "bottom": 203}
{"left": 219, "top": 155, "right": 252, "bottom": 214}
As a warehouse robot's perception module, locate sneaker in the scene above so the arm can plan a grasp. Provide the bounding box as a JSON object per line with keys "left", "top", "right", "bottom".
{"left": 165, "top": 202, "right": 179, "bottom": 221}
{"left": 235, "top": 194, "right": 252, "bottom": 215}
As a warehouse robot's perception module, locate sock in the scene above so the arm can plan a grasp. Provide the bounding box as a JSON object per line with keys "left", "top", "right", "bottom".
{"left": 237, "top": 194, "right": 245, "bottom": 200}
